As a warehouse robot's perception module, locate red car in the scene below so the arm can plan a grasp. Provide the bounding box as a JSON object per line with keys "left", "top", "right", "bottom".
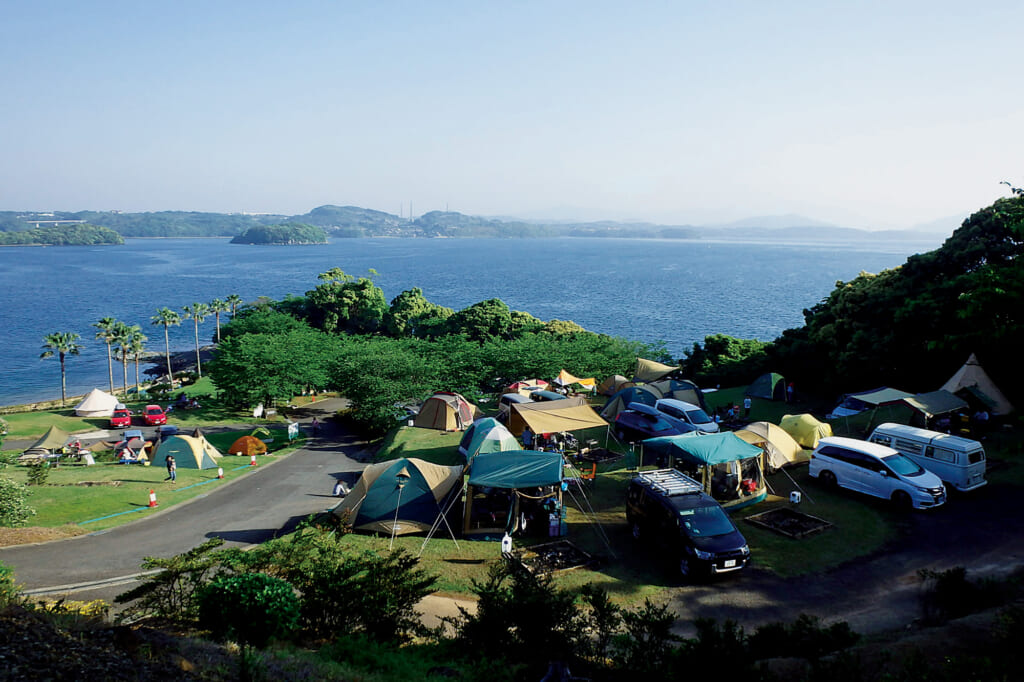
{"left": 142, "top": 405, "right": 167, "bottom": 426}
{"left": 110, "top": 407, "right": 133, "bottom": 428}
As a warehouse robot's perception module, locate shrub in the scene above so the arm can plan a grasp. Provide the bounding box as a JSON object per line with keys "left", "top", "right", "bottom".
{"left": 0, "top": 476, "right": 35, "bottom": 527}
{"left": 919, "top": 566, "right": 1009, "bottom": 623}
{"left": 26, "top": 461, "right": 49, "bottom": 486}
{"left": 197, "top": 572, "right": 300, "bottom": 649}
{"left": 114, "top": 538, "right": 225, "bottom": 622}
{"left": 0, "top": 561, "right": 22, "bottom": 607}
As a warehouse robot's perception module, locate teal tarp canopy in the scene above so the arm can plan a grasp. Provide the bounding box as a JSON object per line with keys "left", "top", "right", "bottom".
{"left": 458, "top": 417, "right": 521, "bottom": 461}
{"left": 643, "top": 432, "right": 762, "bottom": 466}
{"left": 468, "top": 451, "right": 563, "bottom": 489}
{"left": 745, "top": 373, "right": 786, "bottom": 400}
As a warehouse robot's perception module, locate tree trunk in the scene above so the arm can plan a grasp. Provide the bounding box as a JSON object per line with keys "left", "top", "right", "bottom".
{"left": 215, "top": 312, "right": 221, "bottom": 342}
{"left": 59, "top": 352, "right": 67, "bottom": 407}
{"left": 122, "top": 352, "right": 129, "bottom": 396}
{"left": 164, "top": 325, "right": 174, "bottom": 387}
{"left": 134, "top": 353, "right": 141, "bottom": 397}
{"left": 106, "top": 343, "right": 114, "bottom": 394}
{"left": 193, "top": 321, "right": 202, "bottom": 378}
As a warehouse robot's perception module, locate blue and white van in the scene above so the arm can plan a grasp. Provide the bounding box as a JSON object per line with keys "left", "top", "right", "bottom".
{"left": 869, "top": 423, "right": 986, "bottom": 492}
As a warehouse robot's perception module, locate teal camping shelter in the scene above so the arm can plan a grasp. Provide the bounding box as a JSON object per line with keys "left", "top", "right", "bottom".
{"left": 643, "top": 433, "right": 766, "bottom": 510}
{"left": 153, "top": 435, "right": 221, "bottom": 470}
{"left": 464, "top": 450, "right": 564, "bottom": 536}
{"left": 458, "top": 417, "right": 522, "bottom": 462}
{"left": 334, "top": 458, "right": 464, "bottom": 536}
{"left": 745, "top": 373, "right": 786, "bottom": 401}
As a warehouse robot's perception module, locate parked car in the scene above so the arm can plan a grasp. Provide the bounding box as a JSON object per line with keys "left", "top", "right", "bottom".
{"left": 809, "top": 436, "right": 946, "bottom": 509}
{"left": 142, "top": 404, "right": 167, "bottom": 426}
{"left": 654, "top": 398, "right": 719, "bottom": 433}
{"left": 614, "top": 403, "right": 686, "bottom": 442}
{"left": 626, "top": 468, "right": 750, "bottom": 580}
{"left": 868, "top": 423, "right": 986, "bottom": 492}
{"left": 110, "top": 405, "right": 133, "bottom": 428}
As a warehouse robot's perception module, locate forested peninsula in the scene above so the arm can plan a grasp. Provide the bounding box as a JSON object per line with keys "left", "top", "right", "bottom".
{"left": 230, "top": 223, "right": 328, "bottom": 245}
{"left": 0, "top": 223, "right": 123, "bottom": 246}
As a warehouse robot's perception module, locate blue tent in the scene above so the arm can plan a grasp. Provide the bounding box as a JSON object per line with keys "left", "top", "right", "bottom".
{"left": 464, "top": 450, "right": 564, "bottom": 536}
{"left": 468, "top": 450, "right": 563, "bottom": 489}
{"left": 642, "top": 433, "right": 766, "bottom": 510}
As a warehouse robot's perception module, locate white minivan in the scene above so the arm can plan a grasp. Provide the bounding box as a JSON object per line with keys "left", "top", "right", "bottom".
{"left": 868, "top": 423, "right": 987, "bottom": 492}
{"left": 809, "top": 436, "right": 946, "bottom": 509}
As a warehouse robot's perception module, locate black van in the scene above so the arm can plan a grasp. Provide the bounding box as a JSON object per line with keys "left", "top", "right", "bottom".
{"left": 626, "top": 469, "right": 750, "bottom": 579}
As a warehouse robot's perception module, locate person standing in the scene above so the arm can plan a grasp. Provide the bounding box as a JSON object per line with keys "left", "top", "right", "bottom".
{"left": 743, "top": 396, "right": 752, "bottom": 418}
{"left": 522, "top": 426, "right": 533, "bottom": 449}
{"left": 165, "top": 455, "right": 176, "bottom": 483}
{"left": 311, "top": 417, "right": 320, "bottom": 435}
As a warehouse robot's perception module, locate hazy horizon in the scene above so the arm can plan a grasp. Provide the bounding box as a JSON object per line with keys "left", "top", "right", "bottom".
{"left": 2, "top": 2, "right": 1021, "bottom": 231}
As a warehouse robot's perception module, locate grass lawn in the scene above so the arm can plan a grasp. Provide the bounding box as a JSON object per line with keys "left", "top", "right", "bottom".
{"left": 375, "top": 426, "right": 465, "bottom": 465}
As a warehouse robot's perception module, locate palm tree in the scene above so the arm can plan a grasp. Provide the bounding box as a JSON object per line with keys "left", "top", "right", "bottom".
{"left": 40, "top": 332, "right": 82, "bottom": 406}
{"left": 226, "top": 293, "right": 243, "bottom": 318}
{"left": 112, "top": 321, "right": 135, "bottom": 396}
{"left": 93, "top": 317, "right": 118, "bottom": 394}
{"left": 182, "top": 302, "right": 210, "bottom": 379}
{"left": 128, "top": 328, "right": 148, "bottom": 397}
{"left": 151, "top": 307, "right": 181, "bottom": 387}
{"left": 210, "top": 298, "right": 231, "bottom": 342}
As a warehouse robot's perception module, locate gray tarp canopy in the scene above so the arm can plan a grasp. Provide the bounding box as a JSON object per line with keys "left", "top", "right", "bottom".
{"left": 903, "top": 390, "right": 968, "bottom": 418}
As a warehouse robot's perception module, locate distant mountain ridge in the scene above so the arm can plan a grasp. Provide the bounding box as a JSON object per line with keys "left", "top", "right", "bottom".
{"left": 0, "top": 205, "right": 949, "bottom": 243}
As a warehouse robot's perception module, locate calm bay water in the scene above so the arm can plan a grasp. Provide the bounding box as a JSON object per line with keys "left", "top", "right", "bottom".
{"left": 0, "top": 236, "right": 939, "bottom": 406}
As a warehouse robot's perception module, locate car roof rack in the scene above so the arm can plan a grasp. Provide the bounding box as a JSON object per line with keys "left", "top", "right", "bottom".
{"left": 636, "top": 468, "right": 703, "bottom": 496}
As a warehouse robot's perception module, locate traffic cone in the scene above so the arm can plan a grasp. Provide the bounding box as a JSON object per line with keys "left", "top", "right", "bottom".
{"left": 148, "top": 489, "right": 158, "bottom": 508}
{"left": 250, "top": 453, "right": 257, "bottom": 466}
{"left": 217, "top": 467, "right": 224, "bottom": 479}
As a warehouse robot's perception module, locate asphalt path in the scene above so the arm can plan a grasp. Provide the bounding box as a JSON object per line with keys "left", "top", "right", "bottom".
{"left": 0, "top": 399, "right": 370, "bottom": 597}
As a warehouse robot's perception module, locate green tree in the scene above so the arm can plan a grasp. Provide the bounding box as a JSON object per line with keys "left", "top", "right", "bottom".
{"left": 226, "top": 293, "right": 244, "bottom": 317}
{"left": 197, "top": 572, "right": 300, "bottom": 652}
{"left": 182, "top": 302, "right": 210, "bottom": 378}
{"left": 40, "top": 331, "right": 82, "bottom": 406}
{"left": 306, "top": 269, "right": 387, "bottom": 334}
{"left": 0, "top": 478, "right": 35, "bottom": 528}
{"left": 383, "top": 287, "right": 453, "bottom": 337}
{"left": 151, "top": 307, "right": 181, "bottom": 386}
{"left": 447, "top": 298, "right": 514, "bottom": 341}
{"left": 111, "top": 321, "right": 137, "bottom": 396}
{"left": 92, "top": 317, "right": 118, "bottom": 394}
{"left": 209, "top": 298, "right": 231, "bottom": 342}
{"left": 129, "top": 327, "right": 147, "bottom": 397}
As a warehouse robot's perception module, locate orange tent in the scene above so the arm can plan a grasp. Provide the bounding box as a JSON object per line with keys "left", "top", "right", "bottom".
{"left": 228, "top": 435, "right": 268, "bottom": 456}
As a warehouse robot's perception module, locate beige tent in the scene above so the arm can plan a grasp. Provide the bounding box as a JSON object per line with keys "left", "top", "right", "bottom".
{"left": 779, "top": 414, "right": 833, "bottom": 449}
{"left": 633, "top": 358, "right": 679, "bottom": 383}
{"left": 597, "top": 375, "right": 633, "bottom": 396}
{"left": 19, "top": 425, "right": 71, "bottom": 461}
{"left": 734, "top": 421, "right": 808, "bottom": 470}
{"left": 553, "top": 369, "right": 596, "bottom": 392}
{"left": 508, "top": 397, "right": 608, "bottom": 436}
{"left": 414, "top": 392, "right": 481, "bottom": 431}
{"left": 74, "top": 388, "right": 119, "bottom": 417}
{"left": 941, "top": 353, "right": 1014, "bottom": 415}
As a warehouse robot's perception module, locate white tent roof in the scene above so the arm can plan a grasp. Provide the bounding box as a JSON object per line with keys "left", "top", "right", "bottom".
{"left": 74, "top": 388, "right": 119, "bottom": 417}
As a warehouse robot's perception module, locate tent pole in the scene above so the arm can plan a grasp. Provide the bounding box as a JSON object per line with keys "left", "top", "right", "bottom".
{"left": 780, "top": 465, "right": 814, "bottom": 504}
{"left": 389, "top": 485, "right": 405, "bottom": 551}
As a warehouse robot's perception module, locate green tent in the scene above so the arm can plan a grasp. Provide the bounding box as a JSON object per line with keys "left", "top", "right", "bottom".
{"left": 153, "top": 435, "right": 221, "bottom": 470}
{"left": 334, "top": 458, "right": 464, "bottom": 536}
{"left": 458, "top": 418, "right": 521, "bottom": 462}
{"left": 20, "top": 425, "right": 71, "bottom": 460}
{"left": 464, "top": 450, "right": 564, "bottom": 536}
{"left": 745, "top": 373, "right": 786, "bottom": 401}
{"left": 467, "top": 450, "right": 564, "bottom": 489}
{"left": 642, "top": 433, "right": 766, "bottom": 510}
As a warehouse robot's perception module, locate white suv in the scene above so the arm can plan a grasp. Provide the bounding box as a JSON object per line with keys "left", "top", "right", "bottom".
{"left": 654, "top": 398, "right": 719, "bottom": 433}
{"left": 809, "top": 436, "right": 946, "bottom": 509}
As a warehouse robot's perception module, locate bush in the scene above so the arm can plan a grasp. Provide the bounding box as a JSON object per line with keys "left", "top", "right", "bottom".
{"left": 197, "top": 572, "right": 300, "bottom": 649}
{"left": 114, "top": 538, "right": 225, "bottom": 622}
{"left": 918, "top": 566, "right": 1009, "bottom": 623}
{"left": 0, "top": 561, "right": 22, "bottom": 607}
{"left": 0, "top": 476, "right": 35, "bottom": 527}
{"left": 26, "top": 461, "right": 49, "bottom": 486}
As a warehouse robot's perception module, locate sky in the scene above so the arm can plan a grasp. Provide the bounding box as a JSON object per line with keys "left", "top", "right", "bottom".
{"left": 1, "top": 1, "right": 1022, "bottom": 230}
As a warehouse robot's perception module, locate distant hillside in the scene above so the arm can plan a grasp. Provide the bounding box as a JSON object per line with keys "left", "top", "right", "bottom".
{"left": 230, "top": 223, "right": 328, "bottom": 245}
{"left": 0, "top": 223, "right": 123, "bottom": 246}
{"left": 0, "top": 210, "right": 281, "bottom": 237}
{"left": 287, "top": 205, "right": 405, "bottom": 237}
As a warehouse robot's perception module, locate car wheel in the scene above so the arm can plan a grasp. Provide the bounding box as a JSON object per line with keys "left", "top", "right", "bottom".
{"left": 891, "top": 490, "right": 913, "bottom": 510}
{"left": 630, "top": 522, "right": 642, "bottom": 541}
{"left": 819, "top": 470, "right": 838, "bottom": 489}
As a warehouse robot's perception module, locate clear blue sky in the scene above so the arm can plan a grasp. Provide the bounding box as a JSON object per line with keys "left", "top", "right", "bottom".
{"left": 2, "top": 1, "right": 1021, "bottom": 229}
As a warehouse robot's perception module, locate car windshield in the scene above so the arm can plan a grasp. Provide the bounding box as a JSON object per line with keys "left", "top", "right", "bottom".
{"left": 678, "top": 505, "right": 735, "bottom": 538}
{"left": 685, "top": 408, "right": 713, "bottom": 424}
{"left": 882, "top": 454, "right": 926, "bottom": 476}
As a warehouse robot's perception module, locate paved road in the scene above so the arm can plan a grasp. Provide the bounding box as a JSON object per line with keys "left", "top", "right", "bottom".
{"left": 0, "top": 399, "right": 370, "bottom": 595}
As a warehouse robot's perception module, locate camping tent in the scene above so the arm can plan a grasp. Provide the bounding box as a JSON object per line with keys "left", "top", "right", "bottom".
{"left": 19, "top": 425, "right": 71, "bottom": 460}
{"left": 941, "top": 353, "right": 1014, "bottom": 415}
{"left": 414, "top": 392, "right": 481, "bottom": 431}
{"left": 601, "top": 385, "right": 662, "bottom": 420}
{"left": 633, "top": 358, "right": 679, "bottom": 383}
{"left": 745, "top": 373, "right": 786, "bottom": 401}
{"left": 508, "top": 397, "right": 609, "bottom": 437}
{"left": 597, "top": 375, "right": 633, "bottom": 396}
{"left": 464, "top": 450, "right": 564, "bottom": 536}
{"left": 334, "top": 458, "right": 464, "bottom": 536}
{"left": 734, "top": 421, "right": 807, "bottom": 470}
{"left": 228, "top": 435, "right": 268, "bottom": 456}
{"left": 458, "top": 417, "right": 522, "bottom": 461}
{"left": 779, "top": 414, "right": 833, "bottom": 449}
{"left": 552, "top": 369, "right": 596, "bottom": 392}
{"left": 647, "top": 378, "right": 708, "bottom": 410}
{"left": 903, "top": 390, "right": 969, "bottom": 422}
{"left": 74, "top": 388, "right": 119, "bottom": 417}
{"left": 642, "top": 433, "right": 767, "bottom": 509}
{"left": 153, "top": 435, "right": 222, "bottom": 470}
{"left": 504, "top": 379, "right": 549, "bottom": 395}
